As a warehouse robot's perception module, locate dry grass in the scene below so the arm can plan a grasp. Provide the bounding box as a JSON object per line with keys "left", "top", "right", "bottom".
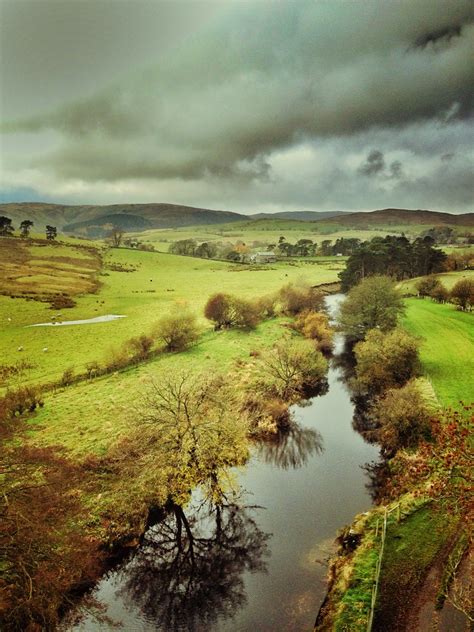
{"left": 0, "top": 238, "right": 101, "bottom": 301}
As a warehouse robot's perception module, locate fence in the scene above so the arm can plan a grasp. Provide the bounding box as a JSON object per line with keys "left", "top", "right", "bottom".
{"left": 366, "top": 503, "right": 401, "bottom": 632}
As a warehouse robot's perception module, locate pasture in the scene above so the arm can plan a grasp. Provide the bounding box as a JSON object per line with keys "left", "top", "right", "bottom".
{"left": 0, "top": 240, "right": 343, "bottom": 389}
{"left": 402, "top": 298, "right": 474, "bottom": 407}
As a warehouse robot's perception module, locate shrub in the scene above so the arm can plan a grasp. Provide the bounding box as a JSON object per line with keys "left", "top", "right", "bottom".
{"left": 254, "top": 293, "right": 277, "bottom": 319}
{"left": 294, "top": 310, "right": 334, "bottom": 354}
{"left": 369, "top": 381, "right": 432, "bottom": 455}
{"left": 49, "top": 295, "right": 77, "bottom": 309}
{"left": 0, "top": 386, "right": 44, "bottom": 421}
{"left": 231, "top": 298, "right": 261, "bottom": 329}
{"left": 127, "top": 334, "right": 154, "bottom": 360}
{"left": 204, "top": 293, "right": 262, "bottom": 329}
{"left": 204, "top": 293, "right": 234, "bottom": 329}
{"left": 338, "top": 276, "right": 405, "bottom": 340}
{"left": 430, "top": 283, "right": 449, "bottom": 303}
{"left": 415, "top": 276, "right": 441, "bottom": 298}
{"left": 60, "top": 366, "right": 75, "bottom": 386}
{"left": 259, "top": 338, "right": 327, "bottom": 399}
{"left": 354, "top": 328, "right": 419, "bottom": 394}
{"left": 279, "top": 283, "right": 325, "bottom": 315}
{"left": 154, "top": 311, "right": 199, "bottom": 351}
{"left": 450, "top": 278, "right": 474, "bottom": 311}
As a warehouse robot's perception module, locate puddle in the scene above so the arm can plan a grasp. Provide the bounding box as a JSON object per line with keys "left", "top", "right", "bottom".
{"left": 27, "top": 315, "right": 127, "bottom": 327}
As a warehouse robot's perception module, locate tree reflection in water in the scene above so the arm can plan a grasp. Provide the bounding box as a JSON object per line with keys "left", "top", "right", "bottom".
{"left": 117, "top": 499, "right": 271, "bottom": 631}
{"left": 256, "top": 420, "right": 324, "bottom": 470}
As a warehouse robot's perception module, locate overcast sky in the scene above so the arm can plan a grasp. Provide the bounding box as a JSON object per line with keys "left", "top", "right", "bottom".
{"left": 1, "top": 0, "right": 473, "bottom": 213}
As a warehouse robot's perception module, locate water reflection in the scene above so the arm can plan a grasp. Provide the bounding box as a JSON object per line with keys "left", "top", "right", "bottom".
{"left": 256, "top": 420, "right": 324, "bottom": 470}
{"left": 117, "top": 499, "right": 271, "bottom": 631}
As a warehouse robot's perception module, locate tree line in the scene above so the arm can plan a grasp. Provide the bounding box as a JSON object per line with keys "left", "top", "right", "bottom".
{"left": 0, "top": 216, "right": 57, "bottom": 240}
{"left": 339, "top": 235, "right": 447, "bottom": 290}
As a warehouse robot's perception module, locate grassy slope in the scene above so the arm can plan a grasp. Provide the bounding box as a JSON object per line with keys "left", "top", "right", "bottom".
{"left": 401, "top": 298, "right": 474, "bottom": 407}
{"left": 0, "top": 245, "right": 343, "bottom": 389}
{"left": 398, "top": 268, "right": 474, "bottom": 294}
{"left": 27, "top": 318, "right": 292, "bottom": 456}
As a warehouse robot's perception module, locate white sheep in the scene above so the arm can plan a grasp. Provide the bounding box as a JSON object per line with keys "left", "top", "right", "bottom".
{"left": 43, "top": 347, "right": 48, "bottom": 352}
{"left": 17, "top": 346, "right": 23, "bottom": 352}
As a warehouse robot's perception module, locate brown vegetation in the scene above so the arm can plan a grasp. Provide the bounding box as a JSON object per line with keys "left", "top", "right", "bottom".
{"left": 0, "top": 238, "right": 101, "bottom": 305}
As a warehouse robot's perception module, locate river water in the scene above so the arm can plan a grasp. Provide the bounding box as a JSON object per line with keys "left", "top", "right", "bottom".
{"left": 66, "top": 295, "right": 380, "bottom": 632}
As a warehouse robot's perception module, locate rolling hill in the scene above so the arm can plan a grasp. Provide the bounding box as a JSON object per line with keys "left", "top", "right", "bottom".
{"left": 0, "top": 202, "right": 472, "bottom": 237}
{"left": 323, "top": 208, "right": 474, "bottom": 227}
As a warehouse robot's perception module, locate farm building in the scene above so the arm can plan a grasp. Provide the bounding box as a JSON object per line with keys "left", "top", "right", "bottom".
{"left": 250, "top": 251, "right": 277, "bottom": 264}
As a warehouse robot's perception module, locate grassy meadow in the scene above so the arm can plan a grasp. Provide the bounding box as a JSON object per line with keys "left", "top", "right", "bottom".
{"left": 127, "top": 221, "right": 398, "bottom": 253}
{"left": 0, "top": 239, "right": 343, "bottom": 389}
{"left": 401, "top": 298, "right": 474, "bottom": 407}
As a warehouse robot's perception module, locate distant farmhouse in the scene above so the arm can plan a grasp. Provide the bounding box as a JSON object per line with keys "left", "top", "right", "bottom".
{"left": 250, "top": 251, "right": 277, "bottom": 264}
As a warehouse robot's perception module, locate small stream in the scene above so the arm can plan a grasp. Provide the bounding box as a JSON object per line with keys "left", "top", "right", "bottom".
{"left": 66, "top": 295, "right": 380, "bottom": 631}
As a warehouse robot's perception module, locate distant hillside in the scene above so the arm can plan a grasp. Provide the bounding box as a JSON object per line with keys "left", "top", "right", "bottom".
{"left": 323, "top": 208, "right": 474, "bottom": 227}
{"left": 0, "top": 202, "right": 247, "bottom": 233}
{"left": 250, "top": 211, "right": 346, "bottom": 221}
{"left": 0, "top": 203, "right": 471, "bottom": 237}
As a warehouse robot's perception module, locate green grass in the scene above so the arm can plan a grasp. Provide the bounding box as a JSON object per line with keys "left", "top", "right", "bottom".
{"left": 374, "top": 505, "right": 458, "bottom": 629}
{"left": 398, "top": 269, "right": 474, "bottom": 294}
{"left": 26, "top": 317, "right": 292, "bottom": 455}
{"left": 402, "top": 298, "right": 474, "bottom": 407}
{"left": 0, "top": 244, "right": 343, "bottom": 389}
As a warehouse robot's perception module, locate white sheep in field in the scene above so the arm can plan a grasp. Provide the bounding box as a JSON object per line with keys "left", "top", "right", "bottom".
{"left": 43, "top": 347, "right": 48, "bottom": 352}
{"left": 18, "top": 346, "right": 23, "bottom": 352}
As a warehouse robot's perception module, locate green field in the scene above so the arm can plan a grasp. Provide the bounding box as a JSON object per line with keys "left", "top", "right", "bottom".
{"left": 402, "top": 298, "right": 474, "bottom": 407}
{"left": 398, "top": 269, "right": 474, "bottom": 294}
{"left": 128, "top": 221, "right": 399, "bottom": 253}
{"left": 0, "top": 241, "right": 343, "bottom": 389}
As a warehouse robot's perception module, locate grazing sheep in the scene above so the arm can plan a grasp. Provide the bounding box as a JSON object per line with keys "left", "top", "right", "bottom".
{"left": 17, "top": 346, "right": 23, "bottom": 352}
{"left": 43, "top": 347, "right": 48, "bottom": 352}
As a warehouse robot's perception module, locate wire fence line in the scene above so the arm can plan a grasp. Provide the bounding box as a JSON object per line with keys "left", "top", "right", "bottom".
{"left": 366, "top": 503, "right": 401, "bottom": 632}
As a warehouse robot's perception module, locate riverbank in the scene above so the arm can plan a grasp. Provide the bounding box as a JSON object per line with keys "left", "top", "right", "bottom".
{"left": 63, "top": 295, "right": 380, "bottom": 631}
{"left": 314, "top": 296, "right": 473, "bottom": 631}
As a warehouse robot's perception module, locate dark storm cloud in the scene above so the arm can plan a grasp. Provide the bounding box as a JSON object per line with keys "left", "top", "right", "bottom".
{"left": 1, "top": 1, "right": 473, "bottom": 212}
{"left": 358, "top": 150, "right": 386, "bottom": 177}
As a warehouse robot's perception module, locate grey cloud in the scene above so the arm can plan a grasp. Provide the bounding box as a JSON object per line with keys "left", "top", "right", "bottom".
{"left": 358, "top": 150, "right": 386, "bottom": 177}
{"left": 3, "top": 1, "right": 474, "bottom": 184}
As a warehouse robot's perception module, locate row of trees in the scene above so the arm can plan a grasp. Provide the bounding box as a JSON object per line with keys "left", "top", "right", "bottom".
{"left": 416, "top": 275, "right": 474, "bottom": 310}
{"left": 0, "top": 216, "right": 57, "bottom": 240}
{"left": 168, "top": 235, "right": 363, "bottom": 262}
{"left": 338, "top": 276, "right": 429, "bottom": 454}
{"left": 339, "top": 235, "right": 447, "bottom": 290}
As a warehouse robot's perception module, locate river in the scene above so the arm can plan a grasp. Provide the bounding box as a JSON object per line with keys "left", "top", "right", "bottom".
{"left": 66, "top": 294, "right": 380, "bottom": 632}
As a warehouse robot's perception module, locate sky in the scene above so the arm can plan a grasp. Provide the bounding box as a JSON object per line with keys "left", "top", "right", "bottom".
{"left": 1, "top": 0, "right": 473, "bottom": 214}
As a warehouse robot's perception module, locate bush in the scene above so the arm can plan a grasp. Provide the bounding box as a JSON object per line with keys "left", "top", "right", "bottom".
{"left": 0, "top": 386, "right": 44, "bottom": 421}
{"left": 354, "top": 328, "right": 419, "bottom": 394}
{"left": 60, "top": 366, "right": 75, "bottom": 386}
{"left": 259, "top": 338, "right": 328, "bottom": 399}
{"left": 450, "top": 278, "right": 474, "bottom": 311}
{"left": 254, "top": 293, "right": 277, "bottom": 319}
{"left": 338, "top": 275, "right": 405, "bottom": 340}
{"left": 127, "top": 334, "right": 154, "bottom": 360}
{"left": 293, "top": 310, "right": 334, "bottom": 354}
{"left": 154, "top": 311, "right": 199, "bottom": 351}
{"left": 415, "top": 276, "right": 442, "bottom": 298}
{"left": 279, "top": 283, "right": 325, "bottom": 315}
{"left": 49, "top": 295, "right": 77, "bottom": 309}
{"left": 370, "top": 381, "right": 432, "bottom": 455}
{"left": 204, "top": 293, "right": 262, "bottom": 329}
{"left": 430, "top": 283, "right": 449, "bottom": 303}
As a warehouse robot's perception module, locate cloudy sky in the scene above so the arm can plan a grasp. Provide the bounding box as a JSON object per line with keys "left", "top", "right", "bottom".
{"left": 1, "top": 0, "right": 473, "bottom": 213}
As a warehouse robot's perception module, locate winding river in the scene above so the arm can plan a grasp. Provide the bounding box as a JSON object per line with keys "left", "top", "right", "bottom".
{"left": 66, "top": 295, "right": 380, "bottom": 632}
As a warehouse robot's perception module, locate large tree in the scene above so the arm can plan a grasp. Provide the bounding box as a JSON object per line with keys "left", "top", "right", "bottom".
{"left": 19, "top": 220, "right": 34, "bottom": 238}
{"left": 0, "top": 216, "right": 14, "bottom": 237}
{"left": 45, "top": 225, "right": 57, "bottom": 240}
{"left": 338, "top": 275, "right": 405, "bottom": 340}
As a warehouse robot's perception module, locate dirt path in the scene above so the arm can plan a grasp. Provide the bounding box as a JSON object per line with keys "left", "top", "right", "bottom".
{"left": 403, "top": 544, "right": 472, "bottom": 632}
